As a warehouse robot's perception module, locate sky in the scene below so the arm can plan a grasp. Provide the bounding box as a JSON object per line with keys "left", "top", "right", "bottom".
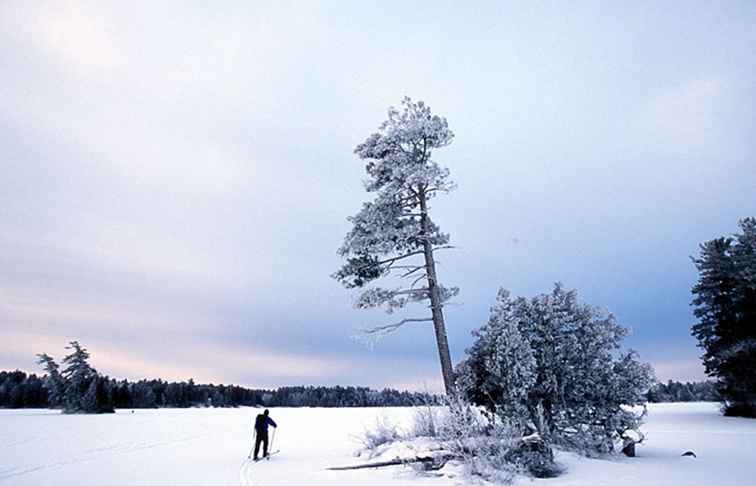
{"left": 1, "top": 1, "right": 755, "bottom": 390}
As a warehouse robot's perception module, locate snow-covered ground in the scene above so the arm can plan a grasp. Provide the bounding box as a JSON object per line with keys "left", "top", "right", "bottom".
{"left": 533, "top": 402, "right": 756, "bottom": 486}
{"left": 1, "top": 402, "right": 754, "bottom": 485}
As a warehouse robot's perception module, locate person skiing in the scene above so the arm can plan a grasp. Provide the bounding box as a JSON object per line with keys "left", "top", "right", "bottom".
{"left": 253, "top": 409, "right": 277, "bottom": 460}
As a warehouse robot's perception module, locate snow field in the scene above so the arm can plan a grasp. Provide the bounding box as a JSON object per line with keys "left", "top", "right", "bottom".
{"left": 1, "top": 403, "right": 755, "bottom": 486}
{"left": 533, "top": 402, "right": 756, "bottom": 486}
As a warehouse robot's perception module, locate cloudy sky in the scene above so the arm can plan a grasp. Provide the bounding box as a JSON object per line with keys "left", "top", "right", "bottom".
{"left": 2, "top": 1, "right": 755, "bottom": 390}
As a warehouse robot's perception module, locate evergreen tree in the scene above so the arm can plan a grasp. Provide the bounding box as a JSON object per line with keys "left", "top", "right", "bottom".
{"left": 334, "top": 97, "right": 458, "bottom": 394}
{"left": 36, "top": 353, "right": 65, "bottom": 408}
{"left": 82, "top": 376, "right": 99, "bottom": 412}
{"left": 678, "top": 384, "right": 695, "bottom": 402}
{"left": 691, "top": 238, "right": 739, "bottom": 377}
{"left": 692, "top": 218, "right": 756, "bottom": 417}
{"left": 61, "top": 341, "right": 97, "bottom": 413}
{"left": 81, "top": 375, "right": 115, "bottom": 413}
{"left": 142, "top": 385, "right": 158, "bottom": 408}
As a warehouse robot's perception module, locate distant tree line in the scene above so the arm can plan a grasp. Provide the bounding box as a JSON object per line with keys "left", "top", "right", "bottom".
{"left": 1, "top": 342, "right": 433, "bottom": 411}
{"left": 645, "top": 380, "right": 720, "bottom": 403}
{"left": 0, "top": 370, "right": 48, "bottom": 408}
{"left": 1, "top": 369, "right": 433, "bottom": 410}
{"left": 264, "top": 385, "right": 432, "bottom": 408}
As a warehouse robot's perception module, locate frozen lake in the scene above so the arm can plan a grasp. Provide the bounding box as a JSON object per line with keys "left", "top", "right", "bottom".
{"left": 1, "top": 403, "right": 754, "bottom": 485}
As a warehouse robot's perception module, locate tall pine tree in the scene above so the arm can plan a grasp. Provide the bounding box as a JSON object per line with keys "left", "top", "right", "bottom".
{"left": 334, "top": 97, "right": 458, "bottom": 394}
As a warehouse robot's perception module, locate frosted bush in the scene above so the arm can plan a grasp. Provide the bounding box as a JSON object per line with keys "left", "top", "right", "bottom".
{"left": 441, "top": 406, "right": 519, "bottom": 484}
{"left": 357, "top": 415, "right": 402, "bottom": 455}
{"left": 457, "top": 284, "right": 654, "bottom": 455}
{"left": 411, "top": 402, "right": 443, "bottom": 438}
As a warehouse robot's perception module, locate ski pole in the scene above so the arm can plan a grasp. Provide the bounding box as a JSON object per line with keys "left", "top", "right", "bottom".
{"left": 268, "top": 427, "right": 276, "bottom": 458}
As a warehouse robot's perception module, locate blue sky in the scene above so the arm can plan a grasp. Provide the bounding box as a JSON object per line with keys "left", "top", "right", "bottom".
{"left": 1, "top": 1, "right": 755, "bottom": 390}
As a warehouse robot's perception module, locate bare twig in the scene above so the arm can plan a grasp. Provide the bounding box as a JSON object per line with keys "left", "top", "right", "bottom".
{"left": 399, "top": 266, "right": 425, "bottom": 278}
{"left": 389, "top": 265, "right": 425, "bottom": 271}
{"left": 410, "top": 274, "right": 428, "bottom": 289}
{"left": 391, "top": 288, "right": 430, "bottom": 295}
{"left": 363, "top": 317, "right": 433, "bottom": 335}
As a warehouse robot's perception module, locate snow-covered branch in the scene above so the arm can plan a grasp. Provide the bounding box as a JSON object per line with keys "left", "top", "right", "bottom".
{"left": 354, "top": 287, "right": 430, "bottom": 313}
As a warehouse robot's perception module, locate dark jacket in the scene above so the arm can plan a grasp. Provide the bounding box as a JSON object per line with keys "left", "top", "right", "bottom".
{"left": 254, "top": 414, "right": 277, "bottom": 433}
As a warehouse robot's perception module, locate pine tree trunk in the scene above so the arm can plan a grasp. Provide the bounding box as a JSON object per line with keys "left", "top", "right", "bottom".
{"left": 419, "top": 189, "right": 456, "bottom": 395}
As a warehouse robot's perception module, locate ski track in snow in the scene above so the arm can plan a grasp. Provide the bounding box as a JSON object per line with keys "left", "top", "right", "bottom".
{"left": 0, "top": 434, "right": 203, "bottom": 481}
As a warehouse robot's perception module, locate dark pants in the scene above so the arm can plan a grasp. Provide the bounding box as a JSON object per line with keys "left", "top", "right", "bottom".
{"left": 253, "top": 430, "right": 269, "bottom": 459}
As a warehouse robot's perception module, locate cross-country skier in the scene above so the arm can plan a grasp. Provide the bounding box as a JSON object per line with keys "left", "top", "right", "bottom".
{"left": 253, "top": 409, "right": 277, "bottom": 460}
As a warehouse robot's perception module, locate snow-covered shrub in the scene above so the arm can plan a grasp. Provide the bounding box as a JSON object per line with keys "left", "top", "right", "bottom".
{"left": 457, "top": 433, "right": 519, "bottom": 484}
{"left": 436, "top": 396, "right": 488, "bottom": 443}
{"left": 440, "top": 402, "right": 518, "bottom": 484}
{"left": 406, "top": 397, "right": 558, "bottom": 483}
{"left": 504, "top": 433, "right": 562, "bottom": 478}
{"left": 457, "top": 284, "right": 654, "bottom": 455}
{"left": 357, "top": 415, "right": 402, "bottom": 455}
{"left": 411, "top": 402, "right": 443, "bottom": 438}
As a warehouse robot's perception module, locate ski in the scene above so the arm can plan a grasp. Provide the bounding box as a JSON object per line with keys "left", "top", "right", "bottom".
{"left": 266, "top": 450, "right": 280, "bottom": 460}
{"left": 250, "top": 450, "right": 280, "bottom": 463}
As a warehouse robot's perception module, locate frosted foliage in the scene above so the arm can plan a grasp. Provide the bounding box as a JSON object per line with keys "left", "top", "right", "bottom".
{"left": 457, "top": 289, "right": 536, "bottom": 424}
{"left": 354, "top": 97, "right": 454, "bottom": 195}
{"left": 333, "top": 97, "right": 458, "bottom": 346}
{"left": 357, "top": 416, "right": 402, "bottom": 456}
{"left": 334, "top": 98, "right": 455, "bottom": 291}
{"left": 354, "top": 285, "right": 459, "bottom": 313}
{"left": 354, "top": 287, "right": 427, "bottom": 313}
{"left": 338, "top": 194, "right": 449, "bottom": 260}
{"left": 458, "top": 284, "right": 654, "bottom": 454}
